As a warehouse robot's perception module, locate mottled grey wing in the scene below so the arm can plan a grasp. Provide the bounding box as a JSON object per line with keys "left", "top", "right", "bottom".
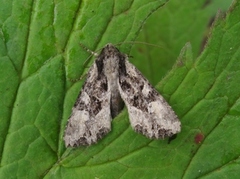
{"left": 118, "top": 60, "right": 181, "bottom": 139}
{"left": 64, "top": 63, "right": 111, "bottom": 147}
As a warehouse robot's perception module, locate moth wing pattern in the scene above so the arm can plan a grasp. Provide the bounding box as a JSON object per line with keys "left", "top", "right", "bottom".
{"left": 64, "top": 43, "right": 181, "bottom": 147}
{"left": 64, "top": 63, "right": 111, "bottom": 147}
{"left": 118, "top": 59, "right": 181, "bottom": 139}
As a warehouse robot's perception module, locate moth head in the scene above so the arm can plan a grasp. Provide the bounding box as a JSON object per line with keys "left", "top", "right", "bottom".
{"left": 100, "top": 43, "right": 120, "bottom": 58}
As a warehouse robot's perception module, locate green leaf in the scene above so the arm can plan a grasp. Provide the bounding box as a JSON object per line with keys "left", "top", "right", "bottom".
{"left": 0, "top": 0, "right": 238, "bottom": 179}
{"left": 131, "top": 0, "right": 233, "bottom": 85}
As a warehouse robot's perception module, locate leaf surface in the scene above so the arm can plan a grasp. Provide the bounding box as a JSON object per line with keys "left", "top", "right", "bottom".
{"left": 0, "top": 0, "right": 238, "bottom": 179}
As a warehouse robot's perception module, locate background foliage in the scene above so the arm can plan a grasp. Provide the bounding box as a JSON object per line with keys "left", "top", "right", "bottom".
{"left": 0, "top": 0, "right": 238, "bottom": 178}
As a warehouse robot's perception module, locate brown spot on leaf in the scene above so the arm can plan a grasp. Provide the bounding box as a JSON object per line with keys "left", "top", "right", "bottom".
{"left": 194, "top": 133, "right": 204, "bottom": 144}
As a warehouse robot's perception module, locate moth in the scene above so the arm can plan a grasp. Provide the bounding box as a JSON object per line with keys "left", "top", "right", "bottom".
{"left": 64, "top": 43, "right": 181, "bottom": 147}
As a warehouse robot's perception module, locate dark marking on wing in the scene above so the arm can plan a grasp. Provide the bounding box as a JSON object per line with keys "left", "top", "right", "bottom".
{"left": 118, "top": 62, "right": 159, "bottom": 111}
{"left": 72, "top": 71, "right": 108, "bottom": 117}
{"left": 119, "top": 55, "right": 127, "bottom": 75}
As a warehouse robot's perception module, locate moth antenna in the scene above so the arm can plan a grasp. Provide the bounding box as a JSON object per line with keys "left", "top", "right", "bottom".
{"left": 79, "top": 43, "right": 98, "bottom": 56}
{"left": 115, "top": 41, "right": 165, "bottom": 50}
